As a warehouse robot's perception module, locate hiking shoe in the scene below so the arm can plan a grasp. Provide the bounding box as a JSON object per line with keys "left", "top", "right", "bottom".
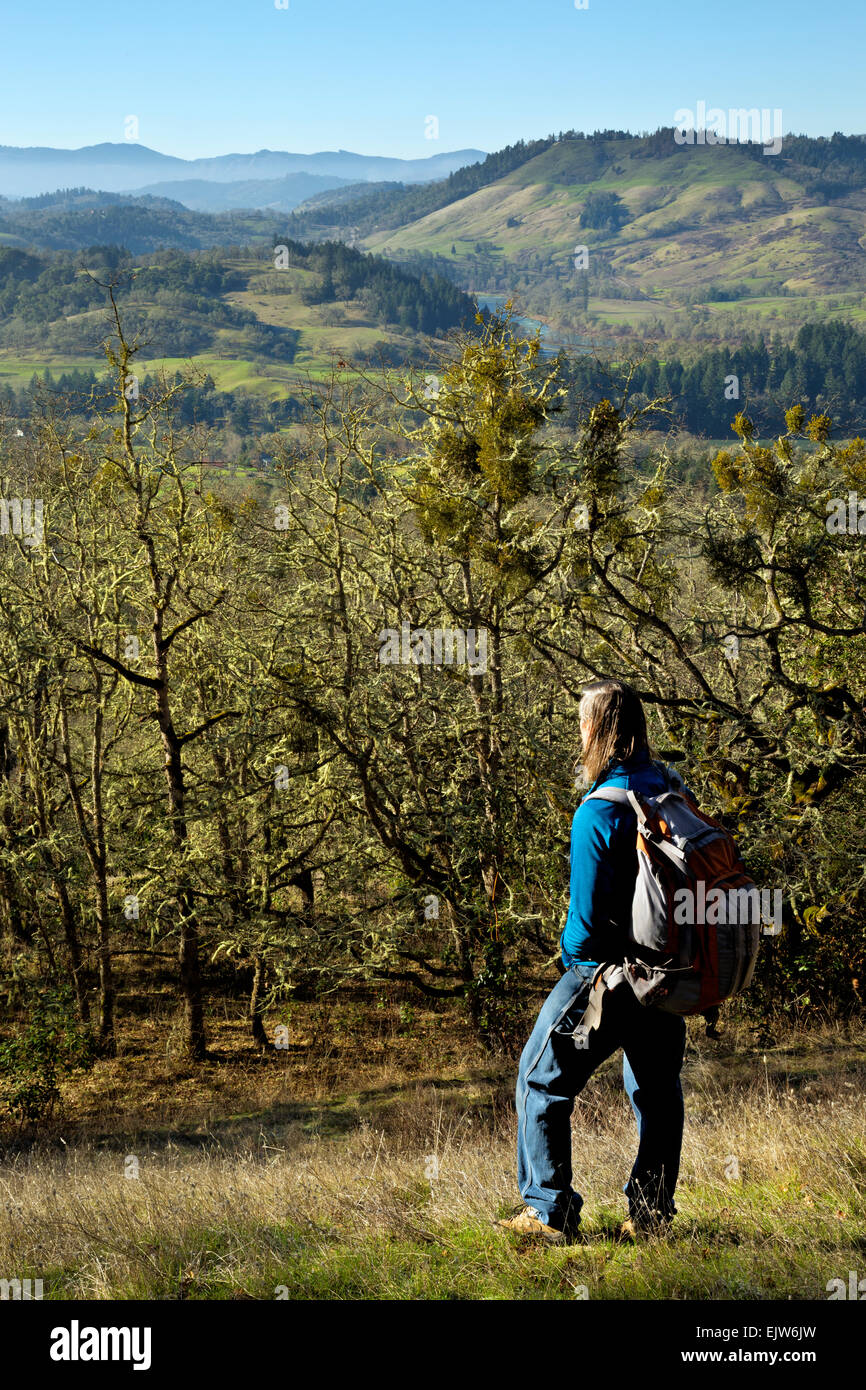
{"left": 618, "top": 1214, "right": 673, "bottom": 1242}
{"left": 495, "top": 1205, "right": 583, "bottom": 1245}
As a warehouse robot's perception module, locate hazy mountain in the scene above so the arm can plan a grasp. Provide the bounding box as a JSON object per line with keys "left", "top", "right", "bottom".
{"left": 0, "top": 143, "right": 487, "bottom": 199}
{"left": 130, "top": 173, "right": 355, "bottom": 214}
{"left": 292, "top": 181, "right": 403, "bottom": 213}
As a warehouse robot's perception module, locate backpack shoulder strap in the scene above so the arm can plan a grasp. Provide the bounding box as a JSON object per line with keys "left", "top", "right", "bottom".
{"left": 583, "top": 787, "right": 646, "bottom": 822}
{"left": 584, "top": 787, "right": 690, "bottom": 862}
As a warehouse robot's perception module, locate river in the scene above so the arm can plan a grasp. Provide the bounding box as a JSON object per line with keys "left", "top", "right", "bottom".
{"left": 472, "top": 293, "right": 613, "bottom": 358}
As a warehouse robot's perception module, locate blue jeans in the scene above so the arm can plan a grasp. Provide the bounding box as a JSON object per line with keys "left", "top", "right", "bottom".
{"left": 516, "top": 962, "right": 686, "bottom": 1229}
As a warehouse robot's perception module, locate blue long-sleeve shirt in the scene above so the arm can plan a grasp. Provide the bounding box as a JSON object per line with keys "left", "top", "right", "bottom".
{"left": 559, "top": 749, "right": 686, "bottom": 967}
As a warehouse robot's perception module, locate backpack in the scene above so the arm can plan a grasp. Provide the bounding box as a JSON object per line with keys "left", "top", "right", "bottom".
{"left": 582, "top": 767, "right": 761, "bottom": 1017}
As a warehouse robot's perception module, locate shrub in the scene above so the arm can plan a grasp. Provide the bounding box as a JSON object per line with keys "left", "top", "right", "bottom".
{"left": 0, "top": 981, "right": 96, "bottom": 1125}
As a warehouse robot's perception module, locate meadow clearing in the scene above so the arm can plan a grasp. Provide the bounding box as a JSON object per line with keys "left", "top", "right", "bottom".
{"left": 1, "top": 996, "right": 863, "bottom": 1302}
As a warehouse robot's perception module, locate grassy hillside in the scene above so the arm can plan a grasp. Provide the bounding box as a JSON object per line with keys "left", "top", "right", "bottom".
{"left": 0, "top": 243, "right": 475, "bottom": 414}
{"left": 360, "top": 133, "right": 866, "bottom": 346}
{"left": 2, "top": 984, "right": 863, "bottom": 1300}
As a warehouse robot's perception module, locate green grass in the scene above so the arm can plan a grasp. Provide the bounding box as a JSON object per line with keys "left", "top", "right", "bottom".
{"left": 0, "top": 347, "right": 371, "bottom": 401}
{"left": 3, "top": 1031, "right": 863, "bottom": 1300}
{"left": 19, "top": 1179, "right": 861, "bottom": 1302}
{"left": 0, "top": 355, "right": 101, "bottom": 387}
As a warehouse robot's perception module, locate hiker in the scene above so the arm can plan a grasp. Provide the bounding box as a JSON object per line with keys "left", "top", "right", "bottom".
{"left": 498, "top": 678, "right": 688, "bottom": 1243}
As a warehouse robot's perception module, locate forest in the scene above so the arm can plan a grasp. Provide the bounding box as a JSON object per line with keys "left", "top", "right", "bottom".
{"left": 1, "top": 304, "right": 863, "bottom": 1120}
{"left": 559, "top": 320, "right": 866, "bottom": 438}
{"left": 6, "top": 315, "right": 866, "bottom": 450}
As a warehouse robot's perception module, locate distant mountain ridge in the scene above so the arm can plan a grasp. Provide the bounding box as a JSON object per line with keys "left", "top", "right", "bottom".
{"left": 0, "top": 143, "right": 488, "bottom": 199}
{"left": 130, "top": 173, "right": 357, "bottom": 214}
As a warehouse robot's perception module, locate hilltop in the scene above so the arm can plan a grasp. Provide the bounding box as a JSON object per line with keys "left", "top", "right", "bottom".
{"left": 284, "top": 129, "right": 866, "bottom": 348}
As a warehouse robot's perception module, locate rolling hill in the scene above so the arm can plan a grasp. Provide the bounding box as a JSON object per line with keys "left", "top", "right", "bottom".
{"left": 0, "top": 238, "right": 478, "bottom": 421}
{"left": 341, "top": 130, "right": 866, "bottom": 346}
{"left": 4, "top": 129, "right": 866, "bottom": 433}
{"left": 0, "top": 189, "right": 295, "bottom": 254}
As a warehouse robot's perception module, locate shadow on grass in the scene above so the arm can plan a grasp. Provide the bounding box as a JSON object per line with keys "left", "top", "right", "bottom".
{"left": 2, "top": 1066, "right": 513, "bottom": 1157}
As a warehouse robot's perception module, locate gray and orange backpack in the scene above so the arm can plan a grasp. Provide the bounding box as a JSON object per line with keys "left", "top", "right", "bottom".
{"left": 582, "top": 765, "right": 762, "bottom": 1025}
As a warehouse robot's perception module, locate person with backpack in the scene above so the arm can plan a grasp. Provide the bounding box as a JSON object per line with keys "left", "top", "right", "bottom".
{"left": 497, "top": 677, "right": 757, "bottom": 1245}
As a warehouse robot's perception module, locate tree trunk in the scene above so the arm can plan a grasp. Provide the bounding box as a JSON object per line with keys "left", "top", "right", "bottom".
{"left": 249, "top": 954, "right": 267, "bottom": 1046}
{"left": 0, "top": 720, "right": 27, "bottom": 942}
{"left": 95, "top": 880, "right": 116, "bottom": 1055}
{"left": 54, "top": 880, "right": 90, "bottom": 1024}
{"left": 157, "top": 687, "right": 207, "bottom": 1062}
{"left": 58, "top": 692, "right": 112, "bottom": 1047}
{"left": 290, "top": 866, "right": 315, "bottom": 921}
{"left": 179, "top": 895, "right": 206, "bottom": 1059}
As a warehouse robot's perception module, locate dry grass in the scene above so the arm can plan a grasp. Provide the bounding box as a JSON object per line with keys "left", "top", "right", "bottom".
{"left": 1, "top": 1013, "right": 863, "bottom": 1300}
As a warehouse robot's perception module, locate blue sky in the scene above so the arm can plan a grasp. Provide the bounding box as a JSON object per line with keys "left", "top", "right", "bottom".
{"left": 1, "top": 0, "right": 863, "bottom": 159}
